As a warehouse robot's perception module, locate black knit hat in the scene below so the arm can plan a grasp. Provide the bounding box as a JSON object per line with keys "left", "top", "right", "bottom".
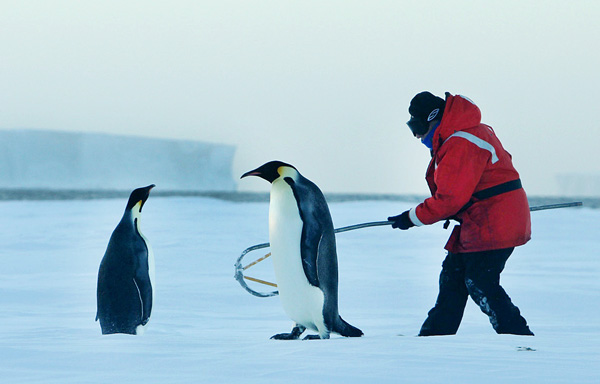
{"left": 407, "top": 91, "right": 445, "bottom": 136}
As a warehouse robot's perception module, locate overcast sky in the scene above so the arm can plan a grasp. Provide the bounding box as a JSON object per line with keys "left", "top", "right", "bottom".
{"left": 1, "top": 1, "right": 598, "bottom": 196}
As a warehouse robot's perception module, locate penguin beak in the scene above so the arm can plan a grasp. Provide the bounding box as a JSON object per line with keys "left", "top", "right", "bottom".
{"left": 140, "top": 184, "right": 155, "bottom": 211}
{"left": 241, "top": 169, "right": 276, "bottom": 183}
{"left": 241, "top": 162, "right": 287, "bottom": 183}
{"left": 240, "top": 170, "right": 261, "bottom": 179}
{"left": 144, "top": 184, "right": 156, "bottom": 200}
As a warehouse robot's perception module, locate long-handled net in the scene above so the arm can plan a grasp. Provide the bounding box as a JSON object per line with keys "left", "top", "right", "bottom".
{"left": 234, "top": 202, "right": 582, "bottom": 297}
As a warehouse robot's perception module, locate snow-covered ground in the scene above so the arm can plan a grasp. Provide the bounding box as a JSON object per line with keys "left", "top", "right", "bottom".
{"left": 0, "top": 196, "right": 598, "bottom": 383}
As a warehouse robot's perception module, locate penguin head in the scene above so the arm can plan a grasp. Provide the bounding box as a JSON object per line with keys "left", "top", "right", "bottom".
{"left": 241, "top": 161, "right": 297, "bottom": 184}
{"left": 126, "top": 184, "right": 155, "bottom": 212}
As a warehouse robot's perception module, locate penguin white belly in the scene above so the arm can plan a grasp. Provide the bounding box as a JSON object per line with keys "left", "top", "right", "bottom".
{"left": 269, "top": 180, "right": 326, "bottom": 334}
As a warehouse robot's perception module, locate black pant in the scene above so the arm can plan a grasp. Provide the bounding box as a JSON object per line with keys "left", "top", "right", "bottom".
{"left": 419, "top": 248, "right": 533, "bottom": 336}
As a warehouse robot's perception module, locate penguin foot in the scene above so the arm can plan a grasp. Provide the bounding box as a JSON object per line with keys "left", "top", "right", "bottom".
{"left": 270, "top": 324, "right": 306, "bottom": 340}
{"left": 271, "top": 332, "right": 300, "bottom": 340}
{"left": 302, "top": 334, "right": 323, "bottom": 340}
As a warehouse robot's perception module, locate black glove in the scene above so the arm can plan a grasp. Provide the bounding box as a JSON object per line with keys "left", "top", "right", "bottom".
{"left": 387, "top": 210, "right": 415, "bottom": 230}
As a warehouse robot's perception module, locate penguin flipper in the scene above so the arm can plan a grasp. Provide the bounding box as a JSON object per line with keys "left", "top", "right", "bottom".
{"left": 300, "top": 229, "right": 322, "bottom": 287}
{"left": 285, "top": 176, "right": 321, "bottom": 287}
{"left": 133, "top": 273, "right": 153, "bottom": 324}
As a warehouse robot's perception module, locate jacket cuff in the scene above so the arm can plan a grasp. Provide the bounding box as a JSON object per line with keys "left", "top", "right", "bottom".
{"left": 409, "top": 207, "right": 425, "bottom": 227}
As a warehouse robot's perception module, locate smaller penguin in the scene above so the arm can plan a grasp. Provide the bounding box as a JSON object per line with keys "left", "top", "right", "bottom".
{"left": 96, "top": 184, "right": 155, "bottom": 335}
{"left": 241, "top": 161, "right": 363, "bottom": 340}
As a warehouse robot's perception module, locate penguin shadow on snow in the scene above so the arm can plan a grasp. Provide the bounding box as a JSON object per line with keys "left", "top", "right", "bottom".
{"left": 96, "top": 184, "right": 156, "bottom": 335}
{"left": 241, "top": 161, "right": 363, "bottom": 340}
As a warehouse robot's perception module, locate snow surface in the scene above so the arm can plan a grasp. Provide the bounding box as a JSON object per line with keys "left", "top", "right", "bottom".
{"left": 0, "top": 196, "right": 598, "bottom": 383}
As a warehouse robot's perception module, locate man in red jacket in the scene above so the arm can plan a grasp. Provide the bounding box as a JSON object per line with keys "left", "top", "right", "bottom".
{"left": 388, "top": 91, "right": 534, "bottom": 336}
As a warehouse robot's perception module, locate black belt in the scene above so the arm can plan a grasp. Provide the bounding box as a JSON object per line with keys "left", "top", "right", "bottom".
{"left": 443, "top": 178, "right": 523, "bottom": 229}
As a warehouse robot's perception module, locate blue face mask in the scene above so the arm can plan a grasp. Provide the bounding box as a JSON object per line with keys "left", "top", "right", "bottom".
{"left": 421, "top": 122, "right": 439, "bottom": 149}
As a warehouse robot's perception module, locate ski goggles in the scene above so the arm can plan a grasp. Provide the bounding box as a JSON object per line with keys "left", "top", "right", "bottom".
{"left": 407, "top": 116, "right": 429, "bottom": 137}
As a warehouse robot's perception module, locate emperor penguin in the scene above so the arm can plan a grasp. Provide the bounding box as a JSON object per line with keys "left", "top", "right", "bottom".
{"left": 96, "top": 184, "right": 155, "bottom": 335}
{"left": 241, "top": 161, "right": 363, "bottom": 340}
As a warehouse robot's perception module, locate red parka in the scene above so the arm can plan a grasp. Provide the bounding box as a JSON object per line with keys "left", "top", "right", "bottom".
{"left": 408, "top": 93, "right": 531, "bottom": 253}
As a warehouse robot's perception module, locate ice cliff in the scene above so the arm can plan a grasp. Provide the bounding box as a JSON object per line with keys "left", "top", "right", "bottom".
{"left": 0, "top": 130, "right": 236, "bottom": 191}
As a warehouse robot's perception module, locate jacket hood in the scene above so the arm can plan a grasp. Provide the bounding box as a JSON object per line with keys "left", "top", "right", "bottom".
{"left": 432, "top": 93, "right": 482, "bottom": 152}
